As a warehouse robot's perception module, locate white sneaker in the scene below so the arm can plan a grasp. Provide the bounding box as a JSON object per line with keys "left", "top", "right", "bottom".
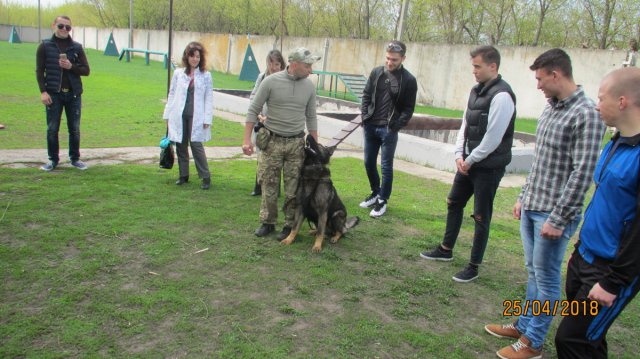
{"left": 359, "top": 193, "right": 378, "bottom": 208}
{"left": 369, "top": 199, "right": 387, "bottom": 218}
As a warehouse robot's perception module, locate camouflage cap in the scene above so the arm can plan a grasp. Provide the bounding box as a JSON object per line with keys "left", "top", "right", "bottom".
{"left": 288, "top": 47, "right": 321, "bottom": 64}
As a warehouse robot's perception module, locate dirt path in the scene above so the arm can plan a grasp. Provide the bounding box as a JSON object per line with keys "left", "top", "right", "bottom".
{"left": 0, "top": 109, "right": 526, "bottom": 188}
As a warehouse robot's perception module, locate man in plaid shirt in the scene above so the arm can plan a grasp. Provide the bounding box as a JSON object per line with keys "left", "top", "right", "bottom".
{"left": 484, "top": 48, "right": 606, "bottom": 359}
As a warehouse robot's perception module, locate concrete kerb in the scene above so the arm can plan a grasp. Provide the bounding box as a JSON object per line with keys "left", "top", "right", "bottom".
{"left": 212, "top": 90, "right": 526, "bottom": 188}
{"left": 0, "top": 91, "right": 526, "bottom": 188}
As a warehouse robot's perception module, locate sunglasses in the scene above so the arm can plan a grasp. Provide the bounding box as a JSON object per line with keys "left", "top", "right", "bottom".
{"left": 56, "top": 24, "right": 72, "bottom": 31}
{"left": 387, "top": 42, "right": 403, "bottom": 53}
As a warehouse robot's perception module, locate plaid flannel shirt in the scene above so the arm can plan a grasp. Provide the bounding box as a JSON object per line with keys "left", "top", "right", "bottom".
{"left": 519, "top": 86, "right": 606, "bottom": 230}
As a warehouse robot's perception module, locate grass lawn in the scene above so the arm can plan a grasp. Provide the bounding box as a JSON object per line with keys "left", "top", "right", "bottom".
{"left": 0, "top": 42, "right": 247, "bottom": 149}
{"left": 1, "top": 41, "right": 637, "bottom": 358}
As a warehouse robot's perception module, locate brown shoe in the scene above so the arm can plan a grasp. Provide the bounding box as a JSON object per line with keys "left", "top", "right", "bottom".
{"left": 485, "top": 322, "right": 520, "bottom": 339}
{"left": 496, "top": 336, "right": 542, "bottom": 359}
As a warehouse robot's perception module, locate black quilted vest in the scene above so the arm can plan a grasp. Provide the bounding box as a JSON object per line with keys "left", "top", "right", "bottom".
{"left": 42, "top": 37, "right": 84, "bottom": 95}
{"left": 464, "top": 75, "right": 516, "bottom": 169}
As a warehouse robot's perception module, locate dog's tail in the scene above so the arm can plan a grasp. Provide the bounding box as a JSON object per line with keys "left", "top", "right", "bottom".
{"left": 345, "top": 216, "right": 360, "bottom": 231}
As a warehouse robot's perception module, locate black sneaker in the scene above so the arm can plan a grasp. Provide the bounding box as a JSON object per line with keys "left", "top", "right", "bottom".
{"left": 420, "top": 245, "right": 453, "bottom": 261}
{"left": 452, "top": 264, "right": 479, "bottom": 283}
{"left": 359, "top": 193, "right": 379, "bottom": 208}
{"left": 277, "top": 226, "right": 292, "bottom": 240}
{"left": 254, "top": 223, "right": 275, "bottom": 237}
{"left": 201, "top": 177, "right": 211, "bottom": 190}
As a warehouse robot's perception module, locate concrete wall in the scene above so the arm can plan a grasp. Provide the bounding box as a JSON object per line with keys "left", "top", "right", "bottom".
{"left": 2, "top": 24, "right": 627, "bottom": 118}
{"left": 213, "top": 91, "right": 534, "bottom": 173}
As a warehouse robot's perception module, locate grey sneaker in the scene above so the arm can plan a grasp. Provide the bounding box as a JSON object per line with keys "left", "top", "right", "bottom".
{"left": 452, "top": 264, "right": 479, "bottom": 283}
{"left": 359, "top": 193, "right": 379, "bottom": 208}
{"left": 420, "top": 245, "right": 453, "bottom": 261}
{"left": 40, "top": 161, "right": 57, "bottom": 171}
{"left": 71, "top": 160, "right": 88, "bottom": 170}
{"left": 369, "top": 199, "right": 387, "bottom": 218}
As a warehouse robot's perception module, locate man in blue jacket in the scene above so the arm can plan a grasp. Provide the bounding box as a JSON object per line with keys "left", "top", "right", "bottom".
{"left": 554, "top": 67, "right": 640, "bottom": 358}
{"left": 359, "top": 40, "right": 417, "bottom": 218}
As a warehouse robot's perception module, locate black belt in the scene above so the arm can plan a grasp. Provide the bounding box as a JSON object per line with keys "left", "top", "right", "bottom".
{"left": 271, "top": 131, "right": 304, "bottom": 139}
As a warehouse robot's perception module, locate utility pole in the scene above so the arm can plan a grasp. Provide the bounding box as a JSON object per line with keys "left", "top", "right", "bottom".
{"left": 38, "top": 0, "right": 41, "bottom": 42}
{"left": 129, "top": 0, "right": 134, "bottom": 49}
{"left": 280, "top": 0, "right": 284, "bottom": 53}
{"left": 167, "top": 0, "right": 173, "bottom": 95}
{"left": 396, "top": 0, "right": 409, "bottom": 41}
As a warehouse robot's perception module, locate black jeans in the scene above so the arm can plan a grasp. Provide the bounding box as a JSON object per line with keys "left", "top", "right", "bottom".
{"left": 442, "top": 167, "right": 504, "bottom": 265}
{"left": 45, "top": 92, "right": 82, "bottom": 163}
{"left": 555, "top": 248, "right": 640, "bottom": 358}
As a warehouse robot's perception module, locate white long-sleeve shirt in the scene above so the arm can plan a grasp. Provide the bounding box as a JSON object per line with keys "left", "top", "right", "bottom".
{"left": 454, "top": 92, "right": 515, "bottom": 166}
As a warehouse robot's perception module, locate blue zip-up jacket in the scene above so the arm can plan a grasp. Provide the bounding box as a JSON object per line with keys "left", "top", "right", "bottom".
{"left": 579, "top": 132, "right": 640, "bottom": 295}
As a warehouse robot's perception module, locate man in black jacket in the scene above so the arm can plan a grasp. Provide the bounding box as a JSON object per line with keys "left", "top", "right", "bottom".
{"left": 36, "top": 15, "right": 90, "bottom": 171}
{"left": 359, "top": 40, "right": 417, "bottom": 218}
{"left": 420, "top": 46, "right": 516, "bottom": 283}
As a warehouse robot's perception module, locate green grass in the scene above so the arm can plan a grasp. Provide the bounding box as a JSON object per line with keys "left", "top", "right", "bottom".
{"left": 1, "top": 41, "right": 638, "bottom": 358}
{"left": 0, "top": 42, "right": 248, "bottom": 149}
{"left": 1, "top": 161, "right": 638, "bottom": 358}
{"left": 414, "top": 105, "right": 464, "bottom": 118}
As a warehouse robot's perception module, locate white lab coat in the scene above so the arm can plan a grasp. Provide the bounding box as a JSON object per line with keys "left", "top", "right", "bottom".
{"left": 163, "top": 68, "right": 213, "bottom": 143}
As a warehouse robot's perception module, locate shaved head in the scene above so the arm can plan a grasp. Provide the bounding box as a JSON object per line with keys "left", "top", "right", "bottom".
{"left": 602, "top": 68, "right": 640, "bottom": 107}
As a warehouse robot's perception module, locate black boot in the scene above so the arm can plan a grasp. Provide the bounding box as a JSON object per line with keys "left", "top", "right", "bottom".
{"left": 255, "top": 223, "right": 275, "bottom": 237}
{"left": 175, "top": 176, "right": 189, "bottom": 185}
{"left": 251, "top": 177, "right": 261, "bottom": 196}
{"left": 277, "top": 226, "right": 292, "bottom": 241}
{"left": 201, "top": 177, "right": 211, "bottom": 190}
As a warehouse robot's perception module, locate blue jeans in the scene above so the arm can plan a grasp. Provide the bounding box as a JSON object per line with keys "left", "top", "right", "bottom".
{"left": 363, "top": 124, "right": 398, "bottom": 201}
{"left": 45, "top": 92, "right": 82, "bottom": 163}
{"left": 516, "top": 210, "right": 581, "bottom": 349}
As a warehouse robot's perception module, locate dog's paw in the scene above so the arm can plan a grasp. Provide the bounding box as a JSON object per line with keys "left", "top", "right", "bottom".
{"left": 280, "top": 235, "right": 296, "bottom": 245}
{"left": 329, "top": 233, "right": 342, "bottom": 244}
{"left": 311, "top": 244, "right": 322, "bottom": 253}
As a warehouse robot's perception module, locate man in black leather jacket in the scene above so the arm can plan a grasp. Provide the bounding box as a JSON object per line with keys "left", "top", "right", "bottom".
{"left": 359, "top": 40, "right": 417, "bottom": 218}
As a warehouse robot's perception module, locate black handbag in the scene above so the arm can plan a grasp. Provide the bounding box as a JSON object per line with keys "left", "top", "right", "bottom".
{"left": 159, "top": 130, "right": 174, "bottom": 169}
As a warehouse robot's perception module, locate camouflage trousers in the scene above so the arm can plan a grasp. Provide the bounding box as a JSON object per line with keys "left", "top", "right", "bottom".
{"left": 257, "top": 135, "right": 304, "bottom": 226}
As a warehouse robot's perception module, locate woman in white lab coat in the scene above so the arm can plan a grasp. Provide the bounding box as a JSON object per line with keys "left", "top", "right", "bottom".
{"left": 163, "top": 42, "right": 213, "bottom": 189}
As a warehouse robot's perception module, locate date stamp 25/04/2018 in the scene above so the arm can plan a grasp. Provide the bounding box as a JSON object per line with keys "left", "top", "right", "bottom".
{"left": 503, "top": 300, "right": 599, "bottom": 317}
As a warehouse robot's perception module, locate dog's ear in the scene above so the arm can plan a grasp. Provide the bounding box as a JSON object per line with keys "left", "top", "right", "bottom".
{"left": 326, "top": 145, "right": 336, "bottom": 157}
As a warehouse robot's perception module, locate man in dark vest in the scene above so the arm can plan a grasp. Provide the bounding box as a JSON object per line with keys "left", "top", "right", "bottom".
{"left": 420, "top": 45, "right": 516, "bottom": 283}
{"left": 36, "top": 15, "right": 90, "bottom": 171}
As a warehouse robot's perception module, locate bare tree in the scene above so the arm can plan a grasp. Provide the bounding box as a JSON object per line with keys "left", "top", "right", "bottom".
{"left": 481, "top": 0, "right": 515, "bottom": 45}
{"left": 532, "top": 0, "right": 565, "bottom": 46}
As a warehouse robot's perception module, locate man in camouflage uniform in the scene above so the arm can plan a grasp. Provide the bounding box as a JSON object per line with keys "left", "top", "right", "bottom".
{"left": 242, "top": 47, "right": 320, "bottom": 239}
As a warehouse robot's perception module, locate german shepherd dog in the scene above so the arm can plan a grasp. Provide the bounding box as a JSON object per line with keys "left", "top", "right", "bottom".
{"left": 280, "top": 135, "right": 359, "bottom": 252}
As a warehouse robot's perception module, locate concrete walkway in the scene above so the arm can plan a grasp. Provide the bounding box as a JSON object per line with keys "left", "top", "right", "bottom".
{"left": 0, "top": 109, "right": 526, "bottom": 188}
